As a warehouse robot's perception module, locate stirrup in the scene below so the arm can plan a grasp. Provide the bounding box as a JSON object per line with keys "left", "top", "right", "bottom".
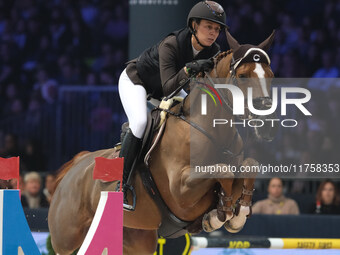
{"left": 123, "top": 184, "right": 137, "bottom": 211}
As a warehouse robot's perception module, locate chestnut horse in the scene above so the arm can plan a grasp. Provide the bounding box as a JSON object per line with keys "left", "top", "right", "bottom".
{"left": 48, "top": 31, "right": 276, "bottom": 255}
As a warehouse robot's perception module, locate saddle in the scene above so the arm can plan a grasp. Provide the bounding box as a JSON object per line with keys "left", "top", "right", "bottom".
{"left": 117, "top": 98, "right": 208, "bottom": 238}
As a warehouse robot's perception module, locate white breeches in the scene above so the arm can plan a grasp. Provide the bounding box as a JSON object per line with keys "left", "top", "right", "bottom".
{"left": 118, "top": 69, "right": 147, "bottom": 139}
{"left": 118, "top": 69, "right": 188, "bottom": 139}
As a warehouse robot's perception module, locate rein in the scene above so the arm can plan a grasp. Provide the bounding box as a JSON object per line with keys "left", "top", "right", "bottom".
{"left": 155, "top": 103, "right": 242, "bottom": 158}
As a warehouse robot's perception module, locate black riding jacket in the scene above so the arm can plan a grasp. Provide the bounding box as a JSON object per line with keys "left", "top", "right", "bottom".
{"left": 126, "top": 28, "right": 220, "bottom": 100}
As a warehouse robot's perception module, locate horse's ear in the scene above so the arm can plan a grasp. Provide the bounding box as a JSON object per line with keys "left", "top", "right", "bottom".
{"left": 258, "top": 30, "right": 275, "bottom": 52}
{"left": 225, "top": 28, "right": 240, "bottom": 51}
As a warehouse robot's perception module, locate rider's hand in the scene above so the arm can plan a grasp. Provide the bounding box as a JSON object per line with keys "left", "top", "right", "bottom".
{"left": 185, "top": 59, "right": 214, "bottom": 76}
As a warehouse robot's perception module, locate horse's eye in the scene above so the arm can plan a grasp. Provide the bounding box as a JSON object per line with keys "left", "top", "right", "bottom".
{"left": 238, "top": 74, "right": 248, "bottom": 79}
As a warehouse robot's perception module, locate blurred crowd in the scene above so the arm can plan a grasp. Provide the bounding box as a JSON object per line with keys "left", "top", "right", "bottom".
{"left": 0, "top": 0, "right": 339, "bottom": 121}
{"left": 224, "top": 0, "right": 340, "bottom": 78}
{"left": 0, "top": 133, "right": 46, "bottom": 172}
{"left": 253, "top": 178, "right": 340, "bottom": 215}
{"left": 0, "top": 172, "right": 55, "bottom": 209}
{"left": 0, "top": 0, "right": 128, "bottom": 119}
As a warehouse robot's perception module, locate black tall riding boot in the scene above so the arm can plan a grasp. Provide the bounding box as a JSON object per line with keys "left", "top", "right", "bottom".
{"left": 119, "top": 128, "right": 142, "bottom": 209}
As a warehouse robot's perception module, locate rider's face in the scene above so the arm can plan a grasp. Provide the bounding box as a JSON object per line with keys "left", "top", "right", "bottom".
{"left": 194, "top": 19, "right": 221, "bottom": 47}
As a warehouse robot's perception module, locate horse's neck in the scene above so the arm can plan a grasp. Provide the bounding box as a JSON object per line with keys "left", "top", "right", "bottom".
{"left": 179, "top": 52, "right": 237, "bottom": 155}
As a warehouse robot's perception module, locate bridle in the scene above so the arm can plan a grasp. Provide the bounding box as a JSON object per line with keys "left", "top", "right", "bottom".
{"left": 211, "top": 49, "right": 274, "bottom": 121}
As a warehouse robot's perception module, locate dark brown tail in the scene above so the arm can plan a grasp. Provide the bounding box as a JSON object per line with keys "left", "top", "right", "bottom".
{"left": 54, "top": 151, "right": 90, "bottom": 192}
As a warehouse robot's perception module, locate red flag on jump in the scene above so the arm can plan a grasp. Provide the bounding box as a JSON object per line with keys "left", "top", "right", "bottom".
{"left": 0, "top": 157, "right": 20, "bottom": 181}
{"left": 93, "top": 157, "right": 124, "bottom": 191}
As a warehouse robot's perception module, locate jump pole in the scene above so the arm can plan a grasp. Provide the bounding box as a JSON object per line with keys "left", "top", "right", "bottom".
{"left": 191, "top": 236, "right": 340, "bottom": 250}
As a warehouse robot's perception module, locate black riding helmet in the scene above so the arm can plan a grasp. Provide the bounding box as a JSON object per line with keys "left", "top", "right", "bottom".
{"left": 187, "top": 1, "right": 227, "bottom": 48}
{"left": 187, "top": 1, "right": 227, "bottom": 30}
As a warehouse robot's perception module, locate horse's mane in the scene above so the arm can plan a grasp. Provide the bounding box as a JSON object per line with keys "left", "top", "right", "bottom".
{"left": 215, "top": 49, "right": 233, "bottom": 67}
{"left": 53, "top": 151, "right": 89, "bottom": 192}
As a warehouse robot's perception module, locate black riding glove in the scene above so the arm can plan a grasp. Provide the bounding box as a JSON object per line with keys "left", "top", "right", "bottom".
{"left": 185, "top": 58, "right": 214, "bottom": 76}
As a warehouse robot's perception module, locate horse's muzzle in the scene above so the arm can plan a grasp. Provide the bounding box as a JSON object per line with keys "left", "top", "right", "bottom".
{"left": 252, "top": 97, "right": 279, "bottom": 142}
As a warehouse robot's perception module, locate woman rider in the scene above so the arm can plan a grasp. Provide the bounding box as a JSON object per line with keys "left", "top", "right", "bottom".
{"left": 118, "top": 1, "right": 227, "bottom": 208}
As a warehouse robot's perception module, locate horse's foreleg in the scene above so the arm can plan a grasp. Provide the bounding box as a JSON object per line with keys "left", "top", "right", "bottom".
{"left": 169, "top": 166, "right": 216, "bottom": 208}
{"left": 169, "top": 164, "right": 235, "bottom": 232}
{"left": 224, "top": 157, "right": 258, "bottom": 233}
{"left": 202, "top": 165, "right": 235, "bottom": 232}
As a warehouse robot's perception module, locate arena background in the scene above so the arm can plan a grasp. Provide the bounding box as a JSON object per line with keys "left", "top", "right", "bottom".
{"left": 0, "top": 0, "right": 339, "bottom": 254}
